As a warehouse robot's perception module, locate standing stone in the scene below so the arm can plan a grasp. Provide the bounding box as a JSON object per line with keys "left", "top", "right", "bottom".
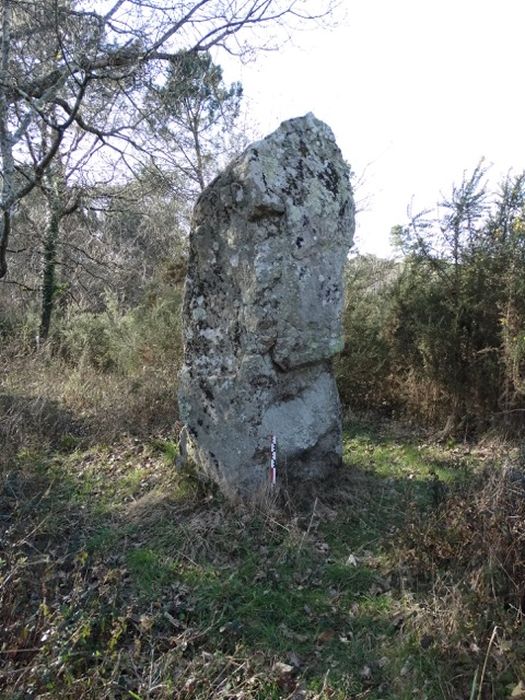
{"left": 178, "top": 113, "right": 355, "bottom": 497}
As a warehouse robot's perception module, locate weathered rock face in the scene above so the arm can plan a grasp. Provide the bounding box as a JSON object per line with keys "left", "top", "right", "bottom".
{"left": 178, "top": 113, "right": 355, "bottom": 496}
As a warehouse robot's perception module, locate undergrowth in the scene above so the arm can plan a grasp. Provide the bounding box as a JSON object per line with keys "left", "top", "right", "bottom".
{"left": 2, "top": 348, "right": 525, "bottom": 698}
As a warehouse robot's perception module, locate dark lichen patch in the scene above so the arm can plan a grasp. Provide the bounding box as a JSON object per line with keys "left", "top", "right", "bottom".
{"left": 298, "top": 138, "right": 309, "bottom": 158}
{"left": 324, "top": 283, "right": 340, "bottom": 303}
{"left": 339, "top": 200, "right": 350, "bottom": 218}
{"left": 248, "top": 201, "right": 285, "bottom": 221}
{"left": 284, "top": 159, "right": 306, "bottom": 205}
{"left": 250, "top": 375, "right": 274, "bottom": 390}
{"left": 199, "top": 381, "right": 214, "bottom": 403}
{"left": 319, "top": 162, "right": 340, "bottom": 198}
{"left": 232, "top": 320, "right": 242, "bottom": 347}
{"left": 298, "top": 265, "right": 308, "bottom": 280}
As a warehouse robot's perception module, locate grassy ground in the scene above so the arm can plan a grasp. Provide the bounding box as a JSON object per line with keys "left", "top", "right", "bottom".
{"left": 2, "top": 360, "right": 525, "bottom": 698}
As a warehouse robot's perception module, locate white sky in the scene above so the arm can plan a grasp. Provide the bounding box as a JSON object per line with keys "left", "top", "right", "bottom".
{"left": 218, "top": 0, "right": 525, "bottom": 257}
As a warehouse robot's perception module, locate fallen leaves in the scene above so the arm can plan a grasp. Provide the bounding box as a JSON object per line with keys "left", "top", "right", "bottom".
{"left": 270, "top": 661, "right": 295, "bottom": 694}
{"left": 510, "top": 681, "right": 525, "bottom": 698}
{"left": 316, "top": 629, "right": 336, "bottom": 645}
{"left": 346, "top": 553, "right": 358, "bottom": 567}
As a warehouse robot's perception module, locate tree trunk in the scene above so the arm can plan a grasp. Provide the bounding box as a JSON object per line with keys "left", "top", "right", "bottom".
{"left": 39, "top": 209, "right": 59, "bottom": 342}
{"left": 0, "top": 0, "right": 14, "bottom": 279}
{"left": 190, "top": 117, "right": 206, "bottom": 192}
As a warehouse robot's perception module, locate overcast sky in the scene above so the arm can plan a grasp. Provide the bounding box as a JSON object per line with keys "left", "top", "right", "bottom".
{"left": 219, "top": 0, "right": 525, "bottom": 257}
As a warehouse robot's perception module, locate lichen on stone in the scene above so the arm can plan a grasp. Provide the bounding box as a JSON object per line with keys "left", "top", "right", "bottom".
{"left": 178, "top": 113, "right": 355, "bottom": 497}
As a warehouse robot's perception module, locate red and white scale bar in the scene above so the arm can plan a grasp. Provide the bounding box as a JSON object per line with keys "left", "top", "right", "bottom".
{"left": 270, "top": 435, "right": 277, "bottom": 485}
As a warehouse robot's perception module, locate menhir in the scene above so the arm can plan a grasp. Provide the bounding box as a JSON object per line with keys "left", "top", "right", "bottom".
{"left": 178, "top": 113, "right": 355, "bottom": 497}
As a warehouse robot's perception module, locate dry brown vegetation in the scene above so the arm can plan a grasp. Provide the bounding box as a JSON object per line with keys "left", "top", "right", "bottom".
{"left": 2, "top": 343, "right": 525, "bottom": 698}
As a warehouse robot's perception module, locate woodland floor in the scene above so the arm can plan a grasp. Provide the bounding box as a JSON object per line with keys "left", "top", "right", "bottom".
{"left": 2, "top": 361, "right": 525, "bottom": 699}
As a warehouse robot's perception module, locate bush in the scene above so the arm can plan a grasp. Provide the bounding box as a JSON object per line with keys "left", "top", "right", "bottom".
{"left": 336, "top": 169, "right": 525, "bottom": 437}
{"left": 57, "top": 309, "right": 122, "bottom": 370}
{"left": 55, "top": 287, "right": 183, "bottom": 376}
{"left": 335, "top": 255, "right": 399, "bottom": 412}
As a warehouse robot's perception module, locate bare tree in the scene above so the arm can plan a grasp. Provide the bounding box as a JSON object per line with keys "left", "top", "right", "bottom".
{"left": 0, "top": 0, "right": 337, "bottom": 279}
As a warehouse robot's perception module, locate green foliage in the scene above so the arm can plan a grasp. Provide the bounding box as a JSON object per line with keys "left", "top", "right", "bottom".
{"left": 55, "top": 285, "right": 183, "bottom": 375}
{"left": 339, "top": 168, "right": 525, "bottom": 435}
{"left": 391, "top": 168, "right": 525, "bottom": 432}
{"left": 335, "top": 255, "right": 398, "bottom": 411}
{"left": 160, "top": 52, "right": 243, "bottom": 128}
{"left": 0, "top": 306, "right": 39, "bottom": 351}
{"left": 57, "top": 306, "right": 122, "bottom": 371}
{"left": 149, "top": 51, "right": 244, "bottom": 192}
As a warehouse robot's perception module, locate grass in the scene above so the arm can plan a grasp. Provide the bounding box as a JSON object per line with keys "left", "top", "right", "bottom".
{"left": 2, "top": 356, "right": 525, "bottom": 698}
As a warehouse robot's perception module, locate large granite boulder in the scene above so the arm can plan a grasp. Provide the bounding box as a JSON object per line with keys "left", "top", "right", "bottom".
{"left": 178, "top": 113, "right": 355, "bottom": 497}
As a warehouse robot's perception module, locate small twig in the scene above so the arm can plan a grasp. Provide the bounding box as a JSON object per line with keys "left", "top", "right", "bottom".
{"left": 477, "top": 625, "right": 498, "bottom": 700}
{"left": 315, "top": 669, "right": 331, "bottom": 699}
{"left": 0, "top": 279, "right": 37, "bottom": 292}
{"left": 255, "top": 506, "right": 290, "bottom": 533}
{"left": 298, "top": 496, "right": 318, "bottom": 554}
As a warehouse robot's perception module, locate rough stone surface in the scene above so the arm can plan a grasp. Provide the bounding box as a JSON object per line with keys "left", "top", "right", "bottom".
{"left": 178, "top": 113, "right": 355, "bottom": 496}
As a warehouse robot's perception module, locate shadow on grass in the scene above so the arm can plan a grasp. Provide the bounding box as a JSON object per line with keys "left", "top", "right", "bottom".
{"left": 0, "top": 391, "right": 87, "bottom": 459}
{"left": 0, "top": 378, "right": 182, "bottom": 473}
{"left": 4, "top": 412, "right": 508, "bottom": 698}
{"left": 1, "top": 419, "right": 472, "bottom": 700}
